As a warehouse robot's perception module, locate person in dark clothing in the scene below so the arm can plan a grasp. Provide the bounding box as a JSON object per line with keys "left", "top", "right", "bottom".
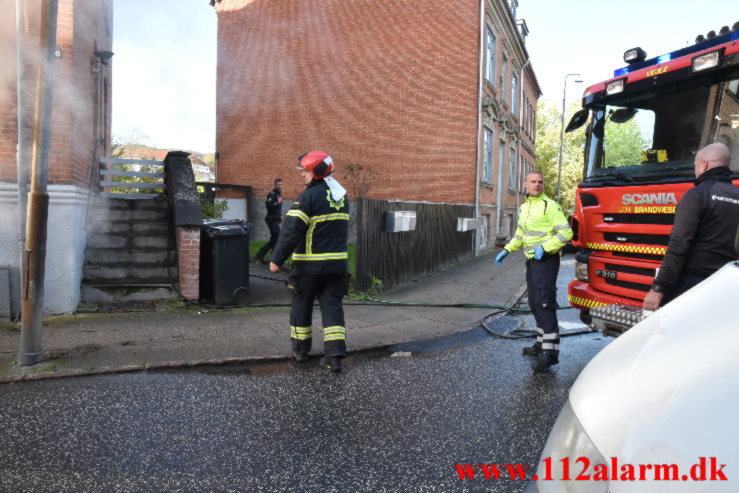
{"left": 256, "top": 178, "right": 283, "bottom": 264}
{"left": 269, "top": 151, "right": 349, "bottom": 373}
{"left": 644, "top": 143, "right": 739, "bottom": 311}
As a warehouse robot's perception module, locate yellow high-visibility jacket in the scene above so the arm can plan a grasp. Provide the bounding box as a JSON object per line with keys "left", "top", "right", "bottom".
{"left": 504, "top": 194, "right": 572, "bottom": 258}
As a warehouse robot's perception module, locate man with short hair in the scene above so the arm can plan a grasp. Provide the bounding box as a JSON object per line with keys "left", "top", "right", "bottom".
{"left": 643, "top": 142, "right": 739, "bottom": 310}
{"left": 495, "top": 170, "right": 573, "bottom": 371}
{"left": 256, "top": 178, "right": 283, "bottom": 264}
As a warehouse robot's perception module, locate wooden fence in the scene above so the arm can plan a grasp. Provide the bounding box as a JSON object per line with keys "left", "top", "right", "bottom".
{"left": 355, "top": 198, "right": 475, "bottom": 292}
{"left": 98, "top": 157, "right": 165, "bottom": 199}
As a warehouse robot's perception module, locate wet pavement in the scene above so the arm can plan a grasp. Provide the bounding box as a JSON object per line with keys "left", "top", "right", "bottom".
{"left": 0, "top": 259, "right": 613, "bottom": 492}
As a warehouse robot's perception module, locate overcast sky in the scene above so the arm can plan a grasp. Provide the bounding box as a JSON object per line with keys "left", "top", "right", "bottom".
{"left": 112, "top": 0, "right": 737, "bottom": 153}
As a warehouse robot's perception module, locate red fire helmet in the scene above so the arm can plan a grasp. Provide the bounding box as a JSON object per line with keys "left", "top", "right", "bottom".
{"left": 298, "top": 151, "right": 334, "bottom": 179}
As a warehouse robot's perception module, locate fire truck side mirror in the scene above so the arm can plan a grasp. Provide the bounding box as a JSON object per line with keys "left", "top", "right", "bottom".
{"left": 565, "top": 108, "right": 590, "bottom": 133}
{"left": 610, "top": 107, "right": 638, "bottom": 124}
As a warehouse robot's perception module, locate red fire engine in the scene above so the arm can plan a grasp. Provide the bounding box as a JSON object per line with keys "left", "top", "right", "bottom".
{"left": 565, "top": 24, "right": 739, "bottom": 325}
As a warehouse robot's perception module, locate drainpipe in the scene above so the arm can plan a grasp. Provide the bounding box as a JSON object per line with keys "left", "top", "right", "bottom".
{"left": 473, "top": 0, "right": 485, "bottom": 256}
{"left": 15, "top": 0, "right": 29, "bottom": 319}
{"left": 19, "top": 0, "right": 58, "bottom": 366}
{"left": 514, "top": 58, "right": 531, "bottom": 232}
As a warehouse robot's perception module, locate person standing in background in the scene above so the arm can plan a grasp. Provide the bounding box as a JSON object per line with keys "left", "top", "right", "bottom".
{"left": 256, "top": 178, "right": 283, "bottom": 264}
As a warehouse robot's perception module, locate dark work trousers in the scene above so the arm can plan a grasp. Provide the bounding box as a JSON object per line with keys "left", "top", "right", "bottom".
{"left": 257, "top": 220, "right": 281, "bottom": 260}
{"left": 526, "top": 253, "right": 560, "bottom": 355}
{"left": 661, "top": 272, "right": 708, "bottom": 306}
{"left": 288, "top": 271, "right": 348, "bottom": 358}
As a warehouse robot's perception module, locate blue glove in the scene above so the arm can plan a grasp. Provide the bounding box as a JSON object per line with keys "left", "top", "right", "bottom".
{"left": 534, "top": 245, "right": 546, "bottom": 260}
{"left": 495, "top": 250, "right": 509, "bottom": 266}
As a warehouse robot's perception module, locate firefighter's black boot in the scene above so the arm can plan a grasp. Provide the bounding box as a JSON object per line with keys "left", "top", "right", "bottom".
{"left": 293, "top": 352, "right": 308, "bottom": 363}
{"left": 532, "top": 351, "right": 559, "bottom": 372}
{"left": 320, "top": 355, "right": 343, "bottom": 373}
{"left": 523, "top": 341, "right": 542, "bottom": 357}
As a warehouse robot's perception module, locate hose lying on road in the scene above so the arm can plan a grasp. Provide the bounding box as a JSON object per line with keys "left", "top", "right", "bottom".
{"left": 479, "top": 291, "right": 596, "bottom": 340}
{"left": 185, "top": 274, "right": 596, "bottom": 343}
{"left": 168, "top": 248, "right": 593, "bottom": 341}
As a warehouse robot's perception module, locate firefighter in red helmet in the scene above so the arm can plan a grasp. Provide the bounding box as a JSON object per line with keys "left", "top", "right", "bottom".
{"left": 269, "top": 151, "right": 350, "bottom": 372}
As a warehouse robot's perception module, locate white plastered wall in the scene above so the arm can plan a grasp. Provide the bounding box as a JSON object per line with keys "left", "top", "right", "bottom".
{"left": 0, "top": 182, "right": 88, "bottom": 316}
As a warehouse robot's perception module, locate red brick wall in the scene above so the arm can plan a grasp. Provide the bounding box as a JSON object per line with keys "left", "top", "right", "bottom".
{"left": 0, "top": 0, "right": 23, "bottom": 183}
{"left": 214, "top": 0, "right": 480, "bottom": 203}
{"left": 0, "top": 0, "right": 112, "bottom": 188}
{"left": 176, "top": 226, "right": 200, "bottom": 300}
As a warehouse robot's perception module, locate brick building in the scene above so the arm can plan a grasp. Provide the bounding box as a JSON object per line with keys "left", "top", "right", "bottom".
{"left": 0, "top": 0, "right": 113, "bottom": 315}
{"left": 212, "top": 0, "right": 540, "bottom": 250}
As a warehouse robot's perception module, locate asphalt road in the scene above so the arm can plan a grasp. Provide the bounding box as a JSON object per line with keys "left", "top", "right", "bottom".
{"left": 0, "top": 257, "right": 613, "bottom": 492}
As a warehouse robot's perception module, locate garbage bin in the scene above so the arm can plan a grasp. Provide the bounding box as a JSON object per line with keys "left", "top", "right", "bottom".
{"left": 200, "top": 219, "right": 253, "bottom": 305}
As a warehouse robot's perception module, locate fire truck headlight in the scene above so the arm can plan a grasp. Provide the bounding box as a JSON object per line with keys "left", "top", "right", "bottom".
{"left": 575, "top": 261, "right": 589, "bottom": 282}
{"left": 605, "top": 78, "right": 625, "bottom": 95}
{"left": 692, "top": 50, "right": 720, "bottom": 72}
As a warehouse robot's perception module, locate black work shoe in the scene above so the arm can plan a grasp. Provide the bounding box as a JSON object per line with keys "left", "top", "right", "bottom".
{"left": 532, "top": 351, "right": 559, "bottom": 372}
{"left": 523, "top": 341, "right": 542, "bottom": 357}
{"left": 293, "top": 352, "right": 308, "bottom": 363}
{"left": 320, "top": 356, "right": 343, "bottom": 373}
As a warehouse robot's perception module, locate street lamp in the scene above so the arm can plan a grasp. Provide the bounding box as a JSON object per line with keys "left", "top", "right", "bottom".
{"left": 556, "top": 73, "right": 583, "bottom": 202}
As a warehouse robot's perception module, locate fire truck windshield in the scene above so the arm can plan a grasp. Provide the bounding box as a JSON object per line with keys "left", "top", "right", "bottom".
{"left": 584, "top": 76, "right": 739, "bottom": 183}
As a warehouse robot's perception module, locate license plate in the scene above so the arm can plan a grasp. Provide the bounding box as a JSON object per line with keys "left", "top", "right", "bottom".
{"left": 596, "top": 269, "right": 617, "bottom": 280}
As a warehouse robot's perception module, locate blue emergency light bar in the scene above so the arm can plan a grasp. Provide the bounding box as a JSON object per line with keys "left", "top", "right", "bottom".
{"left": 613, "top": 29, "right": 739, "bottom": 78}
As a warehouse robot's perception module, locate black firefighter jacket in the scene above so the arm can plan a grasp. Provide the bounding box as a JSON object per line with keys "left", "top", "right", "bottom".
{"left": 270, "top": 179, "right": 349, "bottom": 275}
{"left": 653, "top": 166, "right": 739, "bottom": 291}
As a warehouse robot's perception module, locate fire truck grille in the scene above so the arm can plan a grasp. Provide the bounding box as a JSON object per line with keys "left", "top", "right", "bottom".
{"left": 604, "top": 232, "right": 670, "bottom": 246}
{"left": 604, "top": 263, "right": 657, "bottom": 277}
{"left": 604, "top": 278, "right": 652, "bottom": 293}
{"left": 602, "top": 213, "right": 675, "bottom": 225}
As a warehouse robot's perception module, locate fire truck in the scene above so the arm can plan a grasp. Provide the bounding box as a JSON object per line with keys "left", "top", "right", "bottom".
{"left": 565, "top": 23, "right": 739, "bottom": 326}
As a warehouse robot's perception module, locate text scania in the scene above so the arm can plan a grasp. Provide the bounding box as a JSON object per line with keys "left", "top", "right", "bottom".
{"left": 622, "top": 192, "right": 677, "bottom": 206}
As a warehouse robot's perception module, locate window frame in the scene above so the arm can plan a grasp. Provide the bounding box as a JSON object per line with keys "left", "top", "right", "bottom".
{"left": 482, "top": 127, "right": 494, "bottom": 184}
{"left": 486, "top": 27, "right": 496, "bottom": 84}
{"left": 509, "top": 147, "right": 516, "bottom": 191}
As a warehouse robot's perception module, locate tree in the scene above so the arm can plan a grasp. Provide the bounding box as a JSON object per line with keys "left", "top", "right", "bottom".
{"left": 341, "top": 163, "right": 378, "bottom": 199}
{"left": 534, "top": 99, "right": 586, "bottom": 213}
{"left": 603, "top": 117, "right": 650, "bottom": 167}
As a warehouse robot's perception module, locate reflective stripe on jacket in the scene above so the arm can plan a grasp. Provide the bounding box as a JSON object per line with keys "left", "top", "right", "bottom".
{"left": 504, "top": 193, "right": 572, "bottom": 258}
{"left": 270, "top": 179, "right": 349, "bottom": 275}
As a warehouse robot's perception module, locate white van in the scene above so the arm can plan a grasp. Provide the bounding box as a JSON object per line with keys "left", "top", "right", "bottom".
{"left": 525, "top": 261, "right": 739, "bottom": 492}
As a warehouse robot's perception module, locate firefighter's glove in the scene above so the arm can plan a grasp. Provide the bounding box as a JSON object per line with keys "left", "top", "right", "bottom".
{"left": 534, "top": 245, "right": 545, "bottom": 260}
{"left": 495, "top": 250, "right": 509, "bottom": 266}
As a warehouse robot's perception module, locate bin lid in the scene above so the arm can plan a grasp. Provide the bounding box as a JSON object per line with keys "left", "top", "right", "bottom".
{"left": 202, "top": 219, "right": 252, "bottom": 237}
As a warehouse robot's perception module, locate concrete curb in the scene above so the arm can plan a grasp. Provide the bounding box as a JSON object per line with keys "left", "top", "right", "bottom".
{"left": 0, "top": 355, "right": 289, "bottom": 384}
{"left": 0, "top": 319, "right": 500, "bottom": 385}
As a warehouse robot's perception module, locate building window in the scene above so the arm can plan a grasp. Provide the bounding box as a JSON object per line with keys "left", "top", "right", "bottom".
{"left": 486, "top": 28, "right": 495, "bottom": 84}
{"left": 498, "top": 139, "right": 507, "bottom": 187}
{"left": 483, "top": 127, "right": 493, "bottom": 183}
{"left": 511, "top": 74, "right": 518, "bottom": 113}
{"left": 509, "top": 147, "right": 516, "bottom": 191}
{"left": 501, "top": 56, "right": 508, "bottom": 98}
